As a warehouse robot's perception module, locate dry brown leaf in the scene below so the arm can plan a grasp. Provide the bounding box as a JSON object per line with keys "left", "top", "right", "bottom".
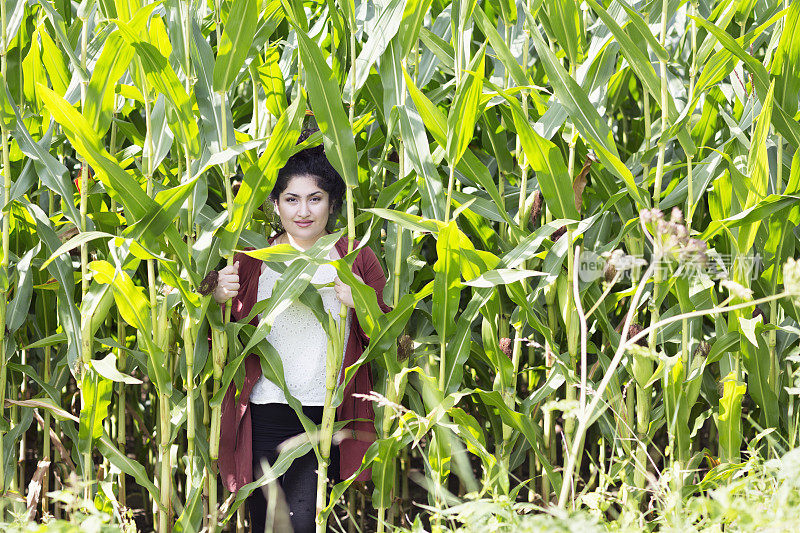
{"left": 573, "top": 155, "right": 594, "bottom": 215}
{"left": 26, "top": 460, "right": 51, "bottom": 521}
{"left": 32, "top": 409, "right": 77, "bottom": 472}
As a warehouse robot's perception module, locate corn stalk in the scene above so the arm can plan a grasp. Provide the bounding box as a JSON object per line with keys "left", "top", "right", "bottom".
{"left": 0, "top": 0, "right": 9, "bottom": 501}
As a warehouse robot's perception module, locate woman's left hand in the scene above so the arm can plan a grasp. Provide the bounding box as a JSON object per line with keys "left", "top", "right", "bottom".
{"left": 334, "top": 274, "right": 363, "bottom": 308}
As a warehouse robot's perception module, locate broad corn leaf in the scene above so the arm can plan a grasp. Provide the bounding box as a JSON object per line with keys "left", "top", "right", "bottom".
{"left": 85, "top": 30, "right": 135, "bottom": 135}
{"left": 771, "top": 0, "right": 800, "bottom": 117}
{"left": 258, "top": 45, "right": 287, "bottom": 117}
{"left": 433, "top": 221, "right": 461, "bottom": 342}
{"left": 528, "top": 22, "right": 648, "bottom": 209}
{"left": 295, "top": 29, "right": 358, "bottom": 187}
{"left": 115, "top": 18, "right": 200, "bottom": 157}
{"left": 213, "top": 0, "right": 259, "bottom": 92}
{"left": 497, "top": 86, "right": 579, "bottom": 221}
{"left": 718, "top": 373, "right": 746, "bottom": 463}
{"left": 221, "top": 92, "right": 306, "bottom": 256}
{"left": 77, "top": 371, "right": 114, "bottom": 454}
{"left": 446, "top": 45, "right": 485, "bottom": 166}
{"left": 738, "top": 83, "right": 774, "bottom": 253}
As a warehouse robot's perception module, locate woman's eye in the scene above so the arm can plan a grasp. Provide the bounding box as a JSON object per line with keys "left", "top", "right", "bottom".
{"left": 311, "top": 197, "right": 321, "bottom": 203}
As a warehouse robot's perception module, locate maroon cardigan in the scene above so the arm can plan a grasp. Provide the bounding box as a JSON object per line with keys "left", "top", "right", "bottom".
{"left": 218, "top": 236, "right": 389, "bottom": 492}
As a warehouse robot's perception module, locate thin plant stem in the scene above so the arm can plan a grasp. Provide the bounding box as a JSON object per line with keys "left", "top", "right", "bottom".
{"left": 559, "top": 260, "right": 656, "bottom": 507}
{"left": 444, "top": 163, "right": 455, "bottom": 224}
{"left": 687, "top": 0, "right": 698, "bottom": 229}
{"left": 0, "top": 0, "right": 10, "bottom": 501}
{"left": 559, "top": 274, "right": 794, "bottom": 507}
{"left": 318, "top": 21, "right": 358, "bottom": 533}
{"left": 78, "top": 11, "right": 93, "bottom": 502}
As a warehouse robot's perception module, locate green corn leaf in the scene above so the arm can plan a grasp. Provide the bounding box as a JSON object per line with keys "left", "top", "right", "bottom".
{"left": 419, "top": 27, "right": 455, "bottom": 71}
{"left": 527, "top": 21, "right": 648, "bottom": 209}
{"left": 615, "top": 0, "right": 667, "bottom": 60}
{"left": 37, "top": 82, "right": 195, "bottom": 273}
{"left": 239, "top": 234, "right": 342, "bottom": 356}
{"left": 462, "top": 268, "right": 545, "bottom": 288}
{"left": 175, "top": 462, "right": 204, "bottom": 533}
{"left": 77, "top": 371, "right": 114, "bottom": 455}
{"left": 480, "top": 299, "right": 513, "bottom": 387}
{"left": 472, "top": 389, "right": 561, "bottom": 493}
{"left": 89, "top": 261, "right": 150, "bottom": 336}
{"left": 257, "top": 45, "right": 287, "bottom": 117}
{"left": 90, "top": 260, "right": 171, "bottom": 395}
{"left": 213, "top": 0, "right": 259, "bottom": 92}
{"left": 2, "top": 409, "right": 33, "bottom": 487}
{"left": 701, "top": 195, "right": 800, "bottom": 243}
{"left": 38, "top": 84, "right": 152, "bottom": 221}
{"left": 6, "top": 244, "right": 38, "bottom": 333}
{"left": 37, "top": 0, "right": 89, "bottom": 81}
{"left": 738, "top": 83, "right": 774, "bottom": 253}
{"left": 718, "top": 373, "right": 746, "bottom": 463}
{"left": 540, "top": 0, "right": 583, "bottom": 66}
{"left": 97, "top": 433, "right": 164, "bottom": 511}
{"left": 25, "top": 202, "right": 82, "bottom": 375}
{"left": 143, "top": 95, "right": 175, "bottom": 172}
{"left": 397, "top": 104, "right": 445, "bottom": 221}
{"left": 343, "top": 0, "right": 406, "bottom": 102}
{"left": 332, "top": 262, "right": 383, "bottom": 335}
{"left": 473, "top": 6, "right": 527, "bottom": 87}
{"left": 220, "top": 433, "right": 316, "bottom": 521}
{"left": 41, "top": 232, "right": 115, "bottom": 270}
{"left": 452, "top": 0, "right": 478, "bottom": 37}
{"left": 400, "top": 0, "right": 433, "bottom": 58}
{"left": 0, "top": 77, "right": 80, "bottom": 224}
{"left": 339, "top": 287, "right": 430, "bottom": 391}
{"left": 85, "top": 30, "right": 135, "bottom": 135}
{"left": 692, "top": 14, "right": 800, "bottom": 149}
{"left": 664, "top": 359, "right": 690, "bottom": 463}
{"left": 370, "top": 437, "right": 402, "bottom": 508}
{"left": 22, "top": 30, "right": 46, "bottom": 108}
{"left": 81, "top": 280, "right": 116, "bottom": 341}
{"left": 446, "top": 45, "right": 485, "bottom": 166}
{"left": 124, "top": 175, "right": 200, "bottom": 244}
{"left": 738, "top": 316, "right": 780, "bottom": 429}
{"left": 404, "top": 70, "right": 513, "bottom": 229}
{"left": 585, "top": 0, "right": 695, "bottom": 156}
{"left": 92, "top": 353, "right": 142, "bottom": 385}
{"left": 364, "top": 208, "right": 443, "bottom": 234}
{"left": 433, "top": 221, "right": 462, "bottom": 342}
{"left": 694, "top": 47, "right": 738, "bottom": 102}
{"left": 115, "top": 18, "right": 200, "bottom": 157}
{"left": 295, "top": 29, "right": 358, "bottom": 187}
{"left": 221, "top": 92, "right": 305, "bottom": 256}
{"left": 771, "top": 0, "right": 800, "bottom": 118}
{"left": 20, "top": 333, "right": 67, "bottom": 351}
{"left": 498, "top": 86, "right": 579, "bottom": 221}
{"left": 404, "top": 67, "right": 446, "bottom": 142}
{"left": 379, "top": 38, "right": 404, "bottom": 119}
{"left": 39, "top": 28, "right": 69, "bottom": 95}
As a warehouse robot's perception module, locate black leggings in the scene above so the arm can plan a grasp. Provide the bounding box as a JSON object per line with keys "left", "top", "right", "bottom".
{"left": 247, "top": 403, "right": 339, "bottom": 533}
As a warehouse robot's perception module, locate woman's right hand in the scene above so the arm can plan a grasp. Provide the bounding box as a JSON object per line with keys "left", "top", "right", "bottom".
{"left": 213, "top": 261, "right": 240, "bottom": 304}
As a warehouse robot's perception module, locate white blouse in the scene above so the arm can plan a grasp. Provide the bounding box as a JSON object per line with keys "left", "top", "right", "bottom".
{"left": 249, "top": 250, "right": 351, "bottom": 406}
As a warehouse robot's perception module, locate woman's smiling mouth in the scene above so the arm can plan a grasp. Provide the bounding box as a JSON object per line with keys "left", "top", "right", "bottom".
{"left": 295, "top": 220, "right": 313, "bottom": 227}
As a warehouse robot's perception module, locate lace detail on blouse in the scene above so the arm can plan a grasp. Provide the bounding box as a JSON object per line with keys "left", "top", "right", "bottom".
{"left": 249, "top": 251, "right": 351, "bottom": 406}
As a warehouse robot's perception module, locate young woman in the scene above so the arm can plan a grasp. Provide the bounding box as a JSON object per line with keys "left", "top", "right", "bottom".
{"left": 214, "top": 137, "right": 389, "bottom": 533}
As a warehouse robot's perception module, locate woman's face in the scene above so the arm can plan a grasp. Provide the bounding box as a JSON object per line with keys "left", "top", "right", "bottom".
{"left": 274, "top": 174, "right": 332, "bottom": 247}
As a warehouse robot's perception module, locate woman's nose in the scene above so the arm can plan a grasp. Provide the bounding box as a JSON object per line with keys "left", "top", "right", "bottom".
{"left": 298, "top": 201, "right": 310, "bottom": 216}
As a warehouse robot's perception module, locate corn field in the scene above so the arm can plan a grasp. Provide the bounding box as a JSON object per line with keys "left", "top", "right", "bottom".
{"left": 0, "top": 0, "right": 800, "bottom": 530}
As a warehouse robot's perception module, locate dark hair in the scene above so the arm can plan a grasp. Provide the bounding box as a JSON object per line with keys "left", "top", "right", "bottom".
{"left": 269, "top": 129, "right": 346, "bottom": 215}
